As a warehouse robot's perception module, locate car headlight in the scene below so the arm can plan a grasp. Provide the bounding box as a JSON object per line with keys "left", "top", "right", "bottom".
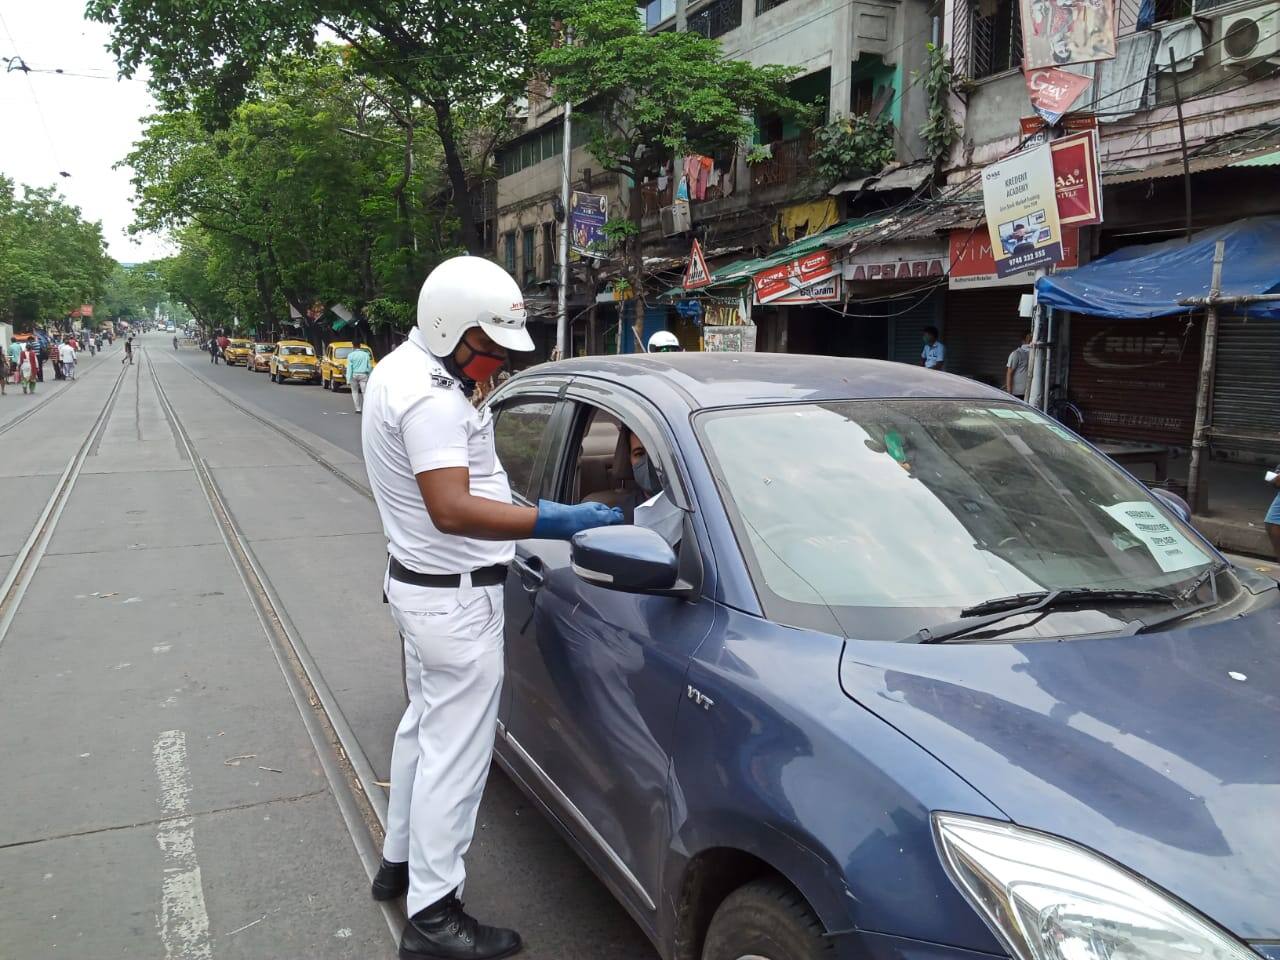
{"left": 932, "top": 813, "right": 1254, "bottom": 960}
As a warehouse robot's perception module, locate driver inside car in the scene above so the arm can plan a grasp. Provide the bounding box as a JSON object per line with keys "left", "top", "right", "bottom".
{"left": 584, "top": 426, "right": 682, "bottom": 547}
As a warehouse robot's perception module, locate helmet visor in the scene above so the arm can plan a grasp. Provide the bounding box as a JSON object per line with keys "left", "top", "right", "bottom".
{"left": 477, "top": 310, "right": 534, "bottom": 352}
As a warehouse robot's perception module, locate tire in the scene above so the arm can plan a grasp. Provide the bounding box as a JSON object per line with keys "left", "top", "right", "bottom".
{"left": 701, "top": 878, "right": 833, "bottom": 960}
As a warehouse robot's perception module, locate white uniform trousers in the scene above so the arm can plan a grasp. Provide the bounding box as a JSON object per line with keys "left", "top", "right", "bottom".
{"left": 382, "top": 574, "right": 505, "bottom": 916}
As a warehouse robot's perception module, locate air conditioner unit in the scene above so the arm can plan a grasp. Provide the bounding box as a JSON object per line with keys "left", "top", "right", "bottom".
{"left": 660, "top": 201, "right": 691, "bottom": 237}
{"left": 1219, "top": 3, "right": 1280, "bottom": 62}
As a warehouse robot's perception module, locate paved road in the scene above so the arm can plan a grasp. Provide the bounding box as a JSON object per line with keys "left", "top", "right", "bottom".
{"left": 0, "top": 335, "right": 659, "bottom": 960}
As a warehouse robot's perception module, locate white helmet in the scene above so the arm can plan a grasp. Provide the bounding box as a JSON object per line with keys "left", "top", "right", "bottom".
{"left": 647, "top": 330, "right": 681, "bottom": 353}
{"left": 417, "top": 256, "right": 534, "bottom": 357}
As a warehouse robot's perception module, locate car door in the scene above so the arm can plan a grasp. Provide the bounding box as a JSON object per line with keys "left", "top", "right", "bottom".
{"left": 487, "top": 387, "right": 566, "bottom": 728}
{"left": 502, "top": 388, "right": 715, "bottom": 916}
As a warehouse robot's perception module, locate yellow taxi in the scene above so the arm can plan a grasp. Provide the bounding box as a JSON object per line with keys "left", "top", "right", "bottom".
{"left": 223, "top": 337, "right": 253, "bottom": 365}
{"left": 269, "top": 340, "right": 320, "bottom": 384}
{"left": 247, "top": 342, "right": 275, "bottom": 372}
{"left": 320, "top": 341, "right": 376, "bottom": 392}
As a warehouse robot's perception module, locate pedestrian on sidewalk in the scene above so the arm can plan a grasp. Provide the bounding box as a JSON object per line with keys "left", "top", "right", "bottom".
{"left": 362, "top": 256, "right": 621, "bottom": 960}
{"left": 7, "top": 338, "right": 22, "bottom": 387}
{"left": 19, "top": 344, "right": 38, "bottom": 394}
{"left": 123, "top": 336, "right": 134, "bottom": 365}
{"left": 216, "top": 332, "right": 229, "bottom": 363}
{"left": 1266, "top": 469, "right": 1280, "bottom": 559}
{"left": 50, "top": 339, "right": 64, "bottom": 380}
{"left": 345, "top": 341, "right": 371, "bottom": 413}
{"left": 0, "top": 350, "right": 8, "bottom": 396}
{"left": 58, "top": 340, "right": 77, "bottom": 381}
{"left": 1005, "top": 331, "right": 1032, "bottom": 399}
{"left": 921, "top": 326, "right": 946, "bottom": 371}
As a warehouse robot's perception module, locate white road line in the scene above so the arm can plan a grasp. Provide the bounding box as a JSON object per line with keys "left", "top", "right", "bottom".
{"left": 152, "top": 730, "right": 213, "bottom": 960}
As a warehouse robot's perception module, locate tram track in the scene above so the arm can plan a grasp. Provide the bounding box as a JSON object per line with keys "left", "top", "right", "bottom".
{"left": 0, "top": 360, "right": 131, "bottom": 649}
{"left": 143, "top": 349, "right": 404, "bottom": 943}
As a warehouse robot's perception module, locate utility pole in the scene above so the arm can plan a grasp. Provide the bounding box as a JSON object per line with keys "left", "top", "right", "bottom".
{"left": 1186, "top": 241, "right": 1224, "bottom": 514}
{"left": 1027, "top": 269, "right": 1048, "bottom": 409}
{"left": 556, "top": 29, "right": 574, "bottom": 361}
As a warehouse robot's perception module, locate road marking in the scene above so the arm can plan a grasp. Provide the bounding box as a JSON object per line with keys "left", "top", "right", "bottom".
{"left": 152, "top": 730, "right": 212, "bottom": 960}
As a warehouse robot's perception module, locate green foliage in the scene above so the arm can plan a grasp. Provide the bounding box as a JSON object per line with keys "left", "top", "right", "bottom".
{"left": 745, "top": 144, "right": 773, "bottom": 165}
{"left": 97, "top": 261, "right": 168, "bottom": 323}
{"left": 0, "top": 177, "right": 112, "bottom": 329}
{"left": 810, "top": 115, "right": 896, "bottom": 183}
{"left": 86, "top": 0, "right": 559, "bottom": 250}
{"left": 125, "top": 46, "right": 454, "bottom": 337}
{"left": 914, "top": 43, "right": 960, "bottom": 165}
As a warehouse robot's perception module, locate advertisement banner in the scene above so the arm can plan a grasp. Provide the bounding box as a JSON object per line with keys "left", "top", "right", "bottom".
{"left": 1025, "top": 67, "right": 1093, "bottom": 125}
{"left": 754, "top": 250, "right": 835, "bottom": 305}
{"left": 1050, "top": 130, "right": 1103, "bottom": 226}
{"left": 1020, "top": 0, "right": 1116, "bottom": 70}
{"left": 569, "top": 191, "right": 608, "bottom": 257}
{"left": 770, "top": 275, "right": 842, "bottom": 305}
{"left": 704, "top": 325, "right": 758, "bottom": 352}
{"left": 949, "top": 227, "right": 1079, "bottom": 288}
{"left": 981, "top": 144, "right": 1064, "bottom": 278}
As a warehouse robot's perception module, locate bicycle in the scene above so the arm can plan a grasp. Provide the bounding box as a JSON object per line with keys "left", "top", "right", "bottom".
{"left": 1046, "top": 384, "right": 1084, "bottom": 435}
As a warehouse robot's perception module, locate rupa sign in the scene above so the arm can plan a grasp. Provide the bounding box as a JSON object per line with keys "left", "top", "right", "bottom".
{"left": 753, "top": 250, "right": 835, "bottom": 305}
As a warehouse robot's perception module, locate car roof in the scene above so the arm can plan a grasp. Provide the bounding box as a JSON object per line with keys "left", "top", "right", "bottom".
{"left": 526, "top": 353, "right": 1011, "bottom": 410}
{"left": 276, "top": 339, "right": 311, "bottom": 345}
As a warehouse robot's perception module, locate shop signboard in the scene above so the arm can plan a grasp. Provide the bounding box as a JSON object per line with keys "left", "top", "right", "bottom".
{"left": 753, "top": 249, "right": 835, "bottom": 305}
{"left": 770, "top": 275, "right": 842, "bottom": 305}
{"left": 1020, "top": 0, "right": 1116, "bottom": 70}
{"left": 1025, "top": 67, "right": 1093, "bottom": 125}
{"left": 569, "top": 191, "right": 608, "bottom": 257}
{"left": 843, "top": 239, "right": 949, "bottom": 282}
{"left": 1051, "top": 130, "right": 1103, "bottom": 226}
{"left": 981, "top": 144, "right": 1065, "bottom": 278}
{"left": 949, "top": 226, "right": 1079, "bottom": 289}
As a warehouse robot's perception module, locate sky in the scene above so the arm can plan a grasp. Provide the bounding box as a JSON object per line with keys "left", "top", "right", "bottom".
{"left": 0, "top": 0, "right": 170, "bottom": 262}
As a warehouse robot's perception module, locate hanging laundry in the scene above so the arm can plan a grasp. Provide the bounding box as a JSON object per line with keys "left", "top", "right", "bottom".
{"left": 676, "top": 176, "right": 690, "bottom": 201}
{"left": 696, "top": 156, "right": 714, "bottom": 200}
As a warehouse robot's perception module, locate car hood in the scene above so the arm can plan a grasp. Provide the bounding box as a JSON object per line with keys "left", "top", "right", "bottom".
{"left": 839, "top": 606, "right": 1280, "bottom": 941}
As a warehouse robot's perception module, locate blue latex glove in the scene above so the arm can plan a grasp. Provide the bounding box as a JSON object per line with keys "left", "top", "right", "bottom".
{"left": 532, "top": 499, "right": 624, "bottom": 540}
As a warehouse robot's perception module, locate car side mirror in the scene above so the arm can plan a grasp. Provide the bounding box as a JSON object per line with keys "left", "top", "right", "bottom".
{"left": 1151, "top": 487, "right": 1192, "bottom": 524}
{"left": 570, "top": 525, "right": 681, "bottom": 595}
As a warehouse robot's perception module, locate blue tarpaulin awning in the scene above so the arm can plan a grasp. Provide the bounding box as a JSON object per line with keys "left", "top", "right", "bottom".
{"left": 1035, "top": 216, "right": 1280, "bottom": 320}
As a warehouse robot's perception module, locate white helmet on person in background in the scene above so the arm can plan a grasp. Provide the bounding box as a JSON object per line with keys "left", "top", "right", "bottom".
{"left": 647, "top": 330, "right": 682, "bottom": 353}
{"left": 416, "top": 256, "right": 534, "bottom": 357}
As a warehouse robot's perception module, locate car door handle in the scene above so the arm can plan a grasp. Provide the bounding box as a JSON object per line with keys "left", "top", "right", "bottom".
{"left": 512, "top": 556, "right": 545, "bottom": 592}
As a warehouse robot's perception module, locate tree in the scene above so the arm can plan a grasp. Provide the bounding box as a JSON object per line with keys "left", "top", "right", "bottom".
{"left": 87, "top": 0, "right": 556, "bottom": 253}
{"left": 538, "top": 0, "right": 799, "bottom": 308}
{"left": 127, "top": 47, "right": 451, "bottom": 346}
{"left": 0, "top": 176, "right": 112, "bottom": 329}
{"left": 97, "top": 261, "right": 168, "bottom": 326}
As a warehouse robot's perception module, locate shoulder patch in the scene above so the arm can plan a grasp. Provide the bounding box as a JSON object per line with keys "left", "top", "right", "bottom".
{"left": 430, "top": 371, "right": 455, "bottom": 389}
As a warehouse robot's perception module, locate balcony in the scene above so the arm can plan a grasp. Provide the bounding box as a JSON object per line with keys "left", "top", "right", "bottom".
{"left": 749, "top": 137, "right": 817, "bottom": 191}
{"left": 688, "top": 0, "right": 742, "bottom": 39}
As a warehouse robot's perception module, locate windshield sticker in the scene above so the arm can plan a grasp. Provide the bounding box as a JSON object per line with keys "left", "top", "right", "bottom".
{"left": 1100, "top": 501, "right": 1206, "bottom": 573}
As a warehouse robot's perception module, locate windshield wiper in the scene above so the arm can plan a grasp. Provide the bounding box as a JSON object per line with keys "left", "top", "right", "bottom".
{"left": 906, "top": 587, "right": 1178, "bottom": 645}
{"left": 1128, "top": 562, "right": 1228, "bottom": 634}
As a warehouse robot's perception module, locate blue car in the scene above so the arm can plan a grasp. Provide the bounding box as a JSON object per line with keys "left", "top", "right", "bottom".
{"left": 486, "top": 353, "right": 1279, "bottom": 960}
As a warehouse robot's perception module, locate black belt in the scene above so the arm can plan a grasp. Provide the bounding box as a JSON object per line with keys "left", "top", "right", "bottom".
{"left": 388, "top": 557, "right": 508, "bottom": 588}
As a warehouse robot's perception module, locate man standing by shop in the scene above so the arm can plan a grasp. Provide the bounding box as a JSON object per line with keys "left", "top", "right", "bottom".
{"left": 1005, "top": 331, "right": 1032, "bottom": 399}
{"left": 345, "top": 340, "right": 372, "bottom": 413}
{"left": 921, "top": 325, "right": 946, "bottom": 371}
{"left": 362, "top": 256, "right": 622, "bottom": 960}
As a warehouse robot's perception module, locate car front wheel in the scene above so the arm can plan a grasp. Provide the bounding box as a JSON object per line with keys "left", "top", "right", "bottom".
{"left": 701, "top": 878, "right": 833, "bottom": 960}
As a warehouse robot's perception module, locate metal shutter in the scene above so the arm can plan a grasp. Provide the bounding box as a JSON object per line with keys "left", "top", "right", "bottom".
{"left": 886, "top": 288, "right": 944, "bottom": 364}
{"left": 944, "top": 288, "right": 1029, "bottom": 387}
{"left": 1211, "top": 314, "right": 1280, "bottom": 454}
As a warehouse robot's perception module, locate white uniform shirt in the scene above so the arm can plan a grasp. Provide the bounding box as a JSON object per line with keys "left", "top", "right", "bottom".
{"left": 361, "top": 327, "right": 514, "bottom": 575}
{"left": 59, "top": 343, "right": 76, "bottom": 363}
{"left": 921, "top": 340, "right": 945, "bottom": 369}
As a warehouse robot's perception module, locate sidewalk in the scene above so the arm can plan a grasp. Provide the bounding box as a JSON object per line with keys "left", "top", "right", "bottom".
{"left": 0, "top": 347, "right": 392, "bottom": 959}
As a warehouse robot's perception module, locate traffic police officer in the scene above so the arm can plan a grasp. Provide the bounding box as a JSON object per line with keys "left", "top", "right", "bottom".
{"left": 362, "top": 256, "right": 621, "bottom": 959}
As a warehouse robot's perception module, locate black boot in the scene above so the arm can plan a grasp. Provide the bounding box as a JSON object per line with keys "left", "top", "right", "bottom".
{"left": 400, "top": 892, "right": 522, "bottom": 960}
{"left": 371, "top": 859, "right": 409, "bottom": 901}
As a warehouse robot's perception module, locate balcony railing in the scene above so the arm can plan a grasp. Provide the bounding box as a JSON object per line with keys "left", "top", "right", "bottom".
{"left": 688, "top": 0, "right": 742, "bottom": 39}
{"left": 749, "top": 138, "right": 816, "bottom": 191}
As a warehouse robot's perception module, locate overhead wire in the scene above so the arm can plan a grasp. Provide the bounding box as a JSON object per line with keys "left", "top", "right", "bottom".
{"left": 0, "top": 11, "right": 65, "bottom": 175}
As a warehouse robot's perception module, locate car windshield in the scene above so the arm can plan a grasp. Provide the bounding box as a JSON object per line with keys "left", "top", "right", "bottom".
{"left": 698, "top": 400, "right": 1215, "bottom": 640}
{"left": 280, "top": 345, "right": 313, "bottom": 356}
{"left": 255, "top": 344, "right": 273, "bottom": 353}
{"left": 334, "top": 347, "right": 352, "bottom": 359}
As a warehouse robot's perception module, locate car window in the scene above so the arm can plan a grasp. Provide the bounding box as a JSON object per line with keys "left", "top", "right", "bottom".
{"left": 334, "top": 347, "right": 352, "bottom": 359}
{"left": 566, "top": 403, "right": 682, "bottom": 547}
{"left": 280, "top": 345, "right": 314, "bottom": 356}
{"left": 492, "top": 399, "right": 557, "bottom": 501}
{"left": 698, "top": 399, "right": 1213, "bottom": 639}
